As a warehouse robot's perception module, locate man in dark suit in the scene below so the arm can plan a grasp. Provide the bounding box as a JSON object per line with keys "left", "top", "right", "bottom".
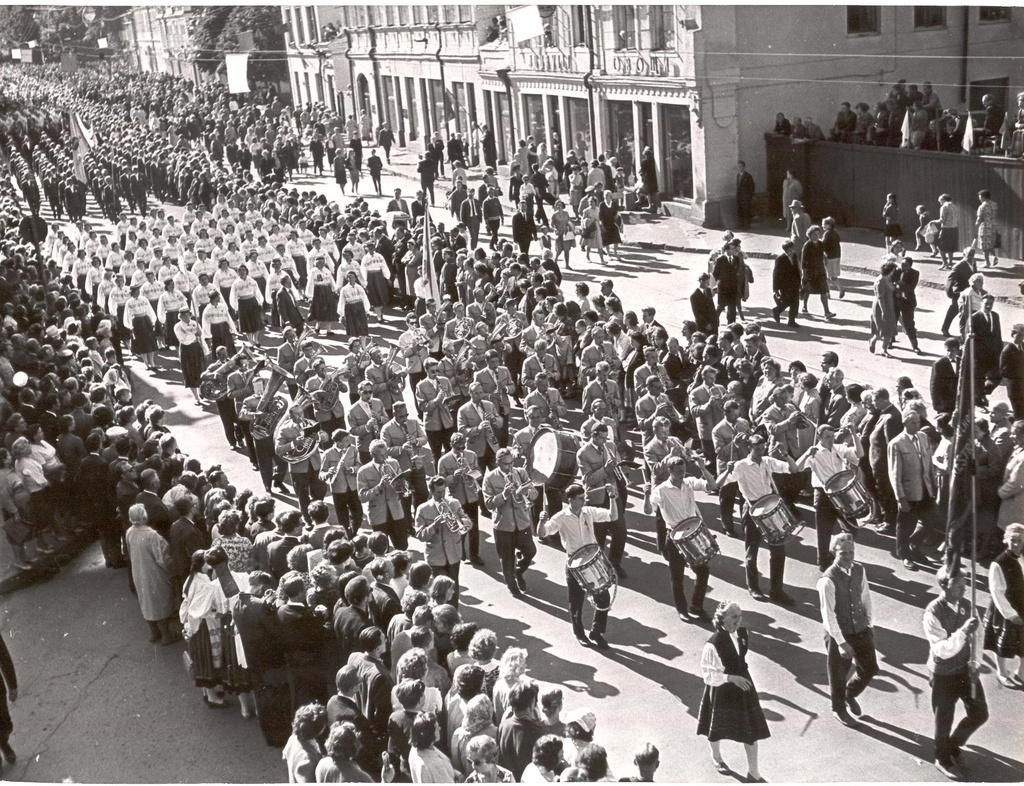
{"left": 386, "top": 188, "right": 410, "bottom": 215}
{"left": 511, "top": 201, "right": 536, "bottom": 254}
{"left": 348, "top": 627, "right": 394, "bottom": 757}
{"left": 76, "top": 432, "right": 123, "bottom": 567}
{"left": 941, "top": 251, "right": 975, "bottom": 337}
{"left": 930, "top": 338, "right": 961, "bottom": 418}
{"left": 771, "top": 240, "right": 801, "bottom": 327}
{"left": 168, "top": 496, "right": 207, "bottom": 599}
{"left": 267, "top": 511, "right": 304, "bottom": 583}
{"left": 895, "top": 256, "right": 921, "bottom": 353}
{"left": 482, "top": 187, "right": 504, "bottom": 249}
{"left": 735, "top": 161, "right": 756, "bottom": 227}
{"left": 411, "top": 190, "right": 428, "bottom": 222}
{"left": 333, "top": 577, "right": 373, "bottom": 662}
{"left": 459, "top": 191, "right": 482, "bottom": 248}
{"left": 1000, "top": 323, "right": 1024, "bottom": 419}
{"left": 134, "top": 469, "right": 172, "bottom": 540}
{"left": 277, "top": 573, "right": 332, "bottom": 714}
{"left": 868, "top": 388, "right": 904, "bottom": 535}
{"left": 971, "top": 295, "right": 1003, "bottom": 401}
{"left": 417, "top": 155, "right": 437, "bottom": 205}
{"left": 368, "top": 559, "right": 402, "bottom": 630}
{"left": 327, "top": 665, "right": 380, "bottom": 774}
{"left": 822, "top": 370, "right": 851, "bottom": 428}
{"left": 690, "top": 272, "right": 718, "bottom": 336}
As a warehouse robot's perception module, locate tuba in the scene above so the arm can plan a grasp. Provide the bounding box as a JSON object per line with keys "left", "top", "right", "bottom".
{"left": 250, "top": 361, "right": 294, "bottom": 440}
{"left": 273, "top": 392, "right": 320, "bottom": 463}
{"left": 310, "top": 365, "right": 347, "bottom": 413}
{"left": 200, "top": 346, "right": 255, "bottom": 401}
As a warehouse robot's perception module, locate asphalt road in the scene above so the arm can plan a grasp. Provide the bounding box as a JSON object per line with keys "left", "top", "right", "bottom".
{"left": 1, "top": 164, "right": 1021, "bottom": 783}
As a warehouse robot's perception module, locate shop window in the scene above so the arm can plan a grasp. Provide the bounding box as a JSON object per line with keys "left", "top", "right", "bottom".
{"left": 566, "top": 97, "right": 591, "bottom": 162}
{"left": 660, "top": 105, "right": 693, "bottom": 200}
{"left": 913, "top": 7, "right": 946, "bottom": 28}
{"left": 614, "top": 6, "right": 637, "bottom": 50}
{"left": 649, "top": 6, "right": 674, "bottom": 50}
{"left": 606, "top": 100, "right": 634, "bottom": 179}
{"left": 847, "top": 6, "right": 880, "bottom": 34}
{"left": 979, "top": 7, "right": 1011, "bottom": 21}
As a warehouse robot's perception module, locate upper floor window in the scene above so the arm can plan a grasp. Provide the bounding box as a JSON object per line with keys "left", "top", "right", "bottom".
{"left": 398, "top": 6, "right": 410, "bottom": 25}
{"left": 305, "top": 7, "right": 319, "bottom": 41}
{"left": 847, "top": 6, "right": 880, "bottom": 34}
{"left": 649, "top": 6, "right": 674, "bottom": 50}
{"left": 614, "top": 5, "right": 637, "bottom": 50}
{"left": 457, "top": 6, "right": 472, "bottom": 23}
{"left": 412, "top": 6, "right": 424, "bottom": 25}
{"left": 571, "top": 5, "right": 588, "bottom": 46}
{"left": 979, "top": 7, "right": 1011, "bottom": 21}
{"left": 426, "top": 6, "right": 440, "bottom": 25}
{"left": 384, "top": 6, "right": 396, "bottom": 26}
{"left": 913, "top": 6, "right": 946, "bottom": 28}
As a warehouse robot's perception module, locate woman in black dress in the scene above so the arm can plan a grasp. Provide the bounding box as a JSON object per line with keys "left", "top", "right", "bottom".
{"left": 697, "top": 601, "right": 769, "bottom": 782}
{"left": 598, "top": 190, "right": 622, "bottom": 260}
{"left": 800, "top": 225, "right": 835, "bottom": 319}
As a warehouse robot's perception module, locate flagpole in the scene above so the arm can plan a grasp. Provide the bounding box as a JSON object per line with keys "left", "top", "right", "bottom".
{"left": 967, "top": 327, "right": 979, "bottom": 698}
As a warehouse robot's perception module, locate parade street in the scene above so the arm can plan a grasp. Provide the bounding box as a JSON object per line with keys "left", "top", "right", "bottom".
{"left": 1, "top": 159, "right": 1022, "bottom": 784}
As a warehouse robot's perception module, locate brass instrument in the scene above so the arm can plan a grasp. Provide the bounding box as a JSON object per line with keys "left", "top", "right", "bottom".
{"left": 381, "top": 463, "right": 412, "bottom": 498}
{"left": 434, "top": 502, "right": 471, "bottom": 536}
{"left": 273, "top": 392, "right": 320, "bottom": 463}
{"left": 606, "top": 442, "right": 628, "bottom": 484}
{"left": 482, "top": 414, "right": 501, "bottom": 452}
{"left": 453, "top": 317, "right": 474, "bottom": 341}
{"left": 510, "top": 479, "right": 535, "bottom": 506}
{"left": 380, "top": 345, "right": 405, "bottom": 398}
{"left": 250, "top": 361, "right": 294, "bottom": 440}
{"left": 310, "top": 365, "right": 347, "bottom": 412}
{"left": 200, "top": 346, "right": 256, "bottom": 400}
{"left": 457, "top": 454, "right": 481, "bottom": 497}
{"left": 655, "top": 392, "right": 686, "bottom": 423}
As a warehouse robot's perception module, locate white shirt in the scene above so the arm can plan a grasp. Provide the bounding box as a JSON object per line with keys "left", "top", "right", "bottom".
{"left": 802, "top": 443, "right": 859, "bottom": 488}
{"left": 650, "top": 477, "right": 708, "bottom": 523}
{"left": 989, "top": 553, "right": 1024, "bottom": 620}
{"left": 541, "top": 505, "right": 611, "bottom": 555}
{"left": 816, "top": 564, "right": 873, "bottom": 646}
{"left": 922, "top": 598, "right": 982, "bottom": 672}
{"left": 699, "top": 633, "right": 743, "bottom": 687}
{"left": 723, "top": 456, "right": 789, "bottom": 502}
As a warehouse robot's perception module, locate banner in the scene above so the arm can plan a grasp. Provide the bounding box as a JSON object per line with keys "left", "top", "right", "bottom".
{"left": 69, "top": 111, "right": 95, "bottom": 184}
{"left": 944, "top": 334, "right": 974, "bottom": 570}
{"left": 961, "top": 112, "right": 974, "bottom": 154}
{"left": 11, "top": 49, "right": 20, "bottom": 61}
{"left": 225, "top": 52, "right": 251, "bottom": 94}
{"left": 900, "top": 110, "right": 911, "bottom": 148}
{"left": 507, "top": 5, "right": 544, "bottom": 43}
{"left": 423, "top": 209, "right": 440, "bottom": 306}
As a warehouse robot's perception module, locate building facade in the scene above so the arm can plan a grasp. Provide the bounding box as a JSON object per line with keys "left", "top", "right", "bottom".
{"left": 281, "top": 6, "right": 345, "bottom": 112}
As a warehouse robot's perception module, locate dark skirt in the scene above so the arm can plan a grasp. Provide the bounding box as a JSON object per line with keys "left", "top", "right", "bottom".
{"left": 365, "top": 270, "right": 390, "bottom": 308}
{"left": 187, "top": 618, "right": 251, "bottom": 693}
{"left": 884, "top": 222, "right": 903, "bottom": 239}
{"left": 131, "top": 315, "right": 158, "bottom": 354}
{"left": 238, "top": 296, "right": 263, "bottom": 333}
{"left": 164, "top": 310, "right": 180, "bottom": 348}
{"left": 984, "top": 603, "right": 1024, "bottom": 658}
{"left": 600, "top": 219, "right": 622, "bottom": 246}
{"left": 344, "top": 300, "right": 370, "bottom": 337}
{"left": 210, "top": 321, "right": 236, "bottom": 356}
{"left": 309, "top": 284, "right": 339, "bottom": 322}
{"left": 804, "top": 262, "right": 829, "bottom": 295}
{"left": 938, "top": 227, "right": 959, "bottom": 254}
{"left": 696, "top": 674, "right": 771, "bottom": 745}
{"left": 180, "top": 341, "right": 205, "bottom": 388}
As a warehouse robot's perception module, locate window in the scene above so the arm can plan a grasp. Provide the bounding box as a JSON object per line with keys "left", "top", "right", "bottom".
{"left": 283, "top": 8, "right": 294, "bottom": 44}
{"left": 367, "top": 7, "right": 379, "bottom": 26}
{"left": 426, "top": 6, "right": 440, "bottom": 24}
{"left": 613, "top": 5, "right": 637, "bottom": 50}
{"left": 458, "top": 6, "right": 472, "bottom": 23}
{"left": 650, "top": 6, "right": 674, "bottom": 50}
{"left": 442, "top": 5, "right": 456, "bottom": 24}
{"left": 571, "top": 5, "right": 588, "bottom": 46}
{"left": 384, "top": 6, "right": 395, "bottom": 26}
{"left": 306, "top": 7, "right": 319, "bottom": 41}
{"left": 398, "top": 6, "right": 410, "bottom": 25}
{"left": 846, "top": 6, "right": 880, "bottom": 34}
{"left": 979, "top": 7, "right": 1011, "bottom": 22}
{"left": 913, "top": 7, "right": 946, "bottom": 28}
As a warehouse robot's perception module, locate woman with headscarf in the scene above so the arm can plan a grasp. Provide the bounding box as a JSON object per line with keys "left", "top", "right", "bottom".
{"left": 451, "top": 694, "right": 498, "bottom": 776}
{"left": 868, "top": 260, "right": 899, "bottom": 357}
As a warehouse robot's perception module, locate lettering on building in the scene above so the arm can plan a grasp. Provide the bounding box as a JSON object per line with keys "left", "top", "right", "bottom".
{"left": 611, "top": 54, "right": 671, "bottom": 77}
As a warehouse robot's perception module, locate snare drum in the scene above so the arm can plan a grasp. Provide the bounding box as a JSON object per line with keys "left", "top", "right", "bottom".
{"left": 528, "top": 427, "right": 580, "bottom": 491}
{"left": 824, "top": 469, "right": 871, "bottom": 520}
{"left": 749, "top": 494, "right": 801, "bottom": 545}
{"left": 669, "top": 516, "right": 720, "bottom": 565}
{"left": 567, "top": 544, "right": 616, "bottom": 610}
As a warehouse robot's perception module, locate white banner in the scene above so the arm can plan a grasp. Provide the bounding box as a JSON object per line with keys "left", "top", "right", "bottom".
{"left": 225, "top": 52, "right": 250, "bottom": 94}
{"left": 97, "top": 37, "right": 108, "bottom": 49}
{"left": 11, "top": 49, "right": 21, "bottom": 60}
{"left": 507, "top": 5, "right": 544, "bottom": 43}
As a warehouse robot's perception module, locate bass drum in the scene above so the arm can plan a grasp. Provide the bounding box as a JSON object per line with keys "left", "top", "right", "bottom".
{"left": 527, "top": 427, "right": 579, "bottom": 491}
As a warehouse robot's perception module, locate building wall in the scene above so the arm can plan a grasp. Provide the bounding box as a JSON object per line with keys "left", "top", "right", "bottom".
{"left": 282, "top": 6, "right": 345, "bottom": 110}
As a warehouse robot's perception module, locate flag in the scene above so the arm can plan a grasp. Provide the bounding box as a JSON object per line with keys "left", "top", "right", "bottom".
{"left": 999, "top": 109, "right": 1012, "bottom": 152}
{"left": 69, "top": 111, "right": 95, "bottom": 184}
{"left": 507, "top": 5, "right": 544, "bottom": 43}
{"left": 962, "top": 112, "right": 974, "bottom": 153}
{"left": 225, "top": 52, "right": 251, "bottom": 94}
{"left": 900, "top": 109, "right": 911, "bottom": 147}
{"left": 944, "top": 334, "right": 975, "bottom": 571}
{"left": 423, "top": 208, "right": 441, "bottom": 306}
{"left": 11, "top": 49, "right": 21, "bottom": 61}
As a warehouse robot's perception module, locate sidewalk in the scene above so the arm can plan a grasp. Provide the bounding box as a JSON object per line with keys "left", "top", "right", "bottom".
{"left": 378, "top": 149, "right": 1024, "bottom": 307}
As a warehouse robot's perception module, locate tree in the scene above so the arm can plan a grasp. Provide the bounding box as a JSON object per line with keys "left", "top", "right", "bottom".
{"left": 0, "top": 7, "right": 40, "bottom": 48}
{"left": 216, "top": 6, "right": 286, "bottom": 86}
{"left": 189, "top": 6, "right": 232, "bottom": 75}
{"left": 35, "top": 7, "right": 89, "bottom": 53}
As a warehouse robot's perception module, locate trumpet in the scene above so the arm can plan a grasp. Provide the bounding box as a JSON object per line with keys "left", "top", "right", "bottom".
{"left": 605, "top": 442, "right": 628, "bottom": 484}
{"left": 504, "top": 477, "right": 535, "bottom": 506}
{"left": 655, "top": 393, "right": 686, "bottom": 423}
{"left": 380, "top": 463, "right": 412, "bottom": 498}
{"left": 435, "top": 503, "right": 471, "bottom": 536}
{"left": 457, "top": 454, "right": 481, "bottom": 497}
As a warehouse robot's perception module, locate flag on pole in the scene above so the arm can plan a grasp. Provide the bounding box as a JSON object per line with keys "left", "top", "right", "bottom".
{"left": 506, "top": 5, "right": 545, "bottom": 43}
{"left": 900, "top": 109, "right": 911, "bottom": 147}
{"left": 944, "top": 334, "right": 975, "bottom": 571}
{"left": 225, "top": 52, "right": 251, "bottom": 94}
{"left": 423, "top": 209, "right": 441, "bottom": 306}
{"left": 69, "top": 111, "right": 95, "bottom": 184}
{"left": 999, "top": 109, "right": 1012, "bottom": 152}
{"left": 962, "top": 112, "right": 974, "bottom": 153}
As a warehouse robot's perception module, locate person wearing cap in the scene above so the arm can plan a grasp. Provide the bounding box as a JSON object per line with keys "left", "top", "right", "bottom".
{"left": 796, "top": 423, "right": 864, "bottom": 570}
{"left": 538, "top": 483, "right": 618, "bottom": 648}
{"left": 789, "top": 199, "right": 811, "bottom": 259}
{"left": 717, "top": 432, "right": 800, "bottom": 604}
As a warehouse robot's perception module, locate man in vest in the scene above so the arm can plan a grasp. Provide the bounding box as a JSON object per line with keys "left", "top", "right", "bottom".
{"left": 816, "top": 533, "right": 879, "bottom": 728}
{"left": 922, "top": 565, "right": 986, "bottom": 780}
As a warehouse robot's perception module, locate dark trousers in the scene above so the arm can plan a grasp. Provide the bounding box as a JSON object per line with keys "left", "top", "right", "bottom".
{"left": 931, "top": 671, "right": 989, "bottom": 764}
{"left": 216, "top": 398, "right": 238, "bottom": 447}
{"left": 872, "top": 463, "right": 899, "bottom": 526}
{"left": 826, "top": 629, "right": 879, "bottom": 712}
{"left": 941, "top": 298, "right": 960, "bottom": 335}
{"left": 666, "top": 544, "right": 710, "bottom": 614}
{"left": 743, "top": 512, "right": 787, "bottom": 593}
{"left": 332, "top": 490, "right": 363, "bottom": 534}
{"left": 238, "top": 419, "right": 258, "bottom": 465}
{"left": 432, "top": 561, "right": 461, "bottom": 606}
{"left": 773, "top": 291, "right": 799, "bottom": 323}
{"left": 719, "top": 481, "right": 739, "bottom": 534}
{"left": 291, "top": 471, "right": 312, "bottom": 521}
{"left": 487, "top": 218, "right": 501, "bottom": 248}
{"left": 426, "top": 427, "right": 453, "bottom": 466}
{"left": 255, "top": 437, "right": 287, "bottom": 492}
{"left": 461, "top": 500, "right": 480, "bottom": 559}
{"left": 374, "top": 512, "right": 409, "bottom": 550}
{"left": 898, "top": 301, "right": 919, "bottom": 349}
{"left": 717, "top": 292, "right": 739, "bottom": 324}
{"left": 896, "top": 496, "right": 932, "bottom": 559}
{"left": 493, "top": 526, "right": 536, "bottom": 592}
{"left": 814, "top": 489, "right": 857, "bottom": 569}
{"left": 594, "top": 494, "right": 627, "bottom": 566}
{"left": 567, "top": 567, "right": 609, "bottom": 635}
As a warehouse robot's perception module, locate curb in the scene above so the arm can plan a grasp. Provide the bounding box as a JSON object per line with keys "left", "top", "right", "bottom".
{"left": 0, "top": 529, "right": 96, "bottom": 596}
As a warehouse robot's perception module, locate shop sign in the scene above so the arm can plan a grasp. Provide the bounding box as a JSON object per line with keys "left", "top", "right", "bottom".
{"left": 611, "top": 54, "right": 671, "bottom": 77}
{"left": 522, "top": 50, "right": 578, "bottom": 73}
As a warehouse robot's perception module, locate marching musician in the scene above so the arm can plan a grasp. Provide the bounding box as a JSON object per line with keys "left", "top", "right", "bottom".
{"left": 635, "top": 375, "right": 669, "bottom": 443}
{"left": 292, "top": 340, "right": 321, "bottom": 388}
{"left": 416, "top": 358, "right": 455, "bottom": 464}
{"left": 523, "top": 372, "right": 567, "bottom": 430}
{"left": 577, "top": 423, "right": 628, "bottom": 579}
{"left": 651, "top": 456, "right": 718, "bottom": 623}
{"left": 348, "top": 381, "right": 388, "bottom": 464}
{"left": 239, "top": 374, "right": 289, "bottom": 494}
{"left": 538, "top": 483, "right": 619, "bottom": 650}
{"left": 276, "top": 401, "right": 323, "bottom": 522}
{"left": 277, "top": 327, "right": 301, "bottom": 397}
{"left": 717, "top": 433, "right": 800, "bottom": 605}
{"left": 579, "top": 325, "right": 620, "bottom": 383}
{"left": 441, "top": 303, "right": 474, "bottom": 355}
{"left": 205, "top": 346, "right": 239, "bottom": 449}
{"left": 398, "top": 312, "right": 430, "bottom": 396}
{"left": 483, "top": 447, "right": 538, "bottom": 599}
{"left": 438, "top": 343, "right": 472, "bottom": 423}
{"left": 319, "top": 429, "right": 362, "bottom": 537}
{"left": 761, "top": 384, "right": 815, "bottom": 502}
{"left": 365, "top": 346, "right": 407, "bottom": 417}
{"left": 306, "top": 358, "right": 347, "bottom": 436}
{"left": 711, "top": 400, "right": 751, "bottom": 538}
{"left": 458, "top": 383, "right": 502, "bottom": 471}
{"left": 634, "top": 346, "right": 669, "bottom": 400}
{"left": 357, "top": 439, "right": 410, "bottom": 550}
{"left": 381, "top": 402, "right": 431, "bottom": 508}
{"left": 227, "top": 353, "right": 257, "bottom": 466}
{"left": 474, "top": 350, "right": 515, "bottom": 448}
{"left": 581, "top": 361, "right": 622, "bottom": 425}
{"left": 414, "top": 476, "right": 473, "bottom": 607}
{"left": 521, "top": 338, "right": 559, "bottom": 392}
{"left": 796, "top": 424, "right": 864, "bottom": 571}
{"left": 438, "top": 432, "right": 485, "bottom": 565}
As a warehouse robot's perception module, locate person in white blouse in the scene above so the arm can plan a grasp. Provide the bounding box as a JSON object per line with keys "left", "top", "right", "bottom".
{"left": 173, "top": 308, "right": 209, "bottom": 405}
{"left": 229, "top": 264, "right": 265, "bottom": 347}
{"left": 361, "top": 242, "right": 392, "bottom": 322}
{"left": 340, "top": 271, "right": 372, "bottom": 339}
{"left": 201, "top": 290, "right": 237, "bottom": 357}
{"left": 538, "top": 483, "right": 618, "bottom": 649}
{"left": 122, "top": 285, "right": 159, "bottom": 371}
{"left": 983, "top": 523, "right": 1024, "bottom": 687}
{"left": 696, "top": 601, "right": 770, "bottom": 782}
{"left": 305, "top": 257, "right": 339, "bottom": 336}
